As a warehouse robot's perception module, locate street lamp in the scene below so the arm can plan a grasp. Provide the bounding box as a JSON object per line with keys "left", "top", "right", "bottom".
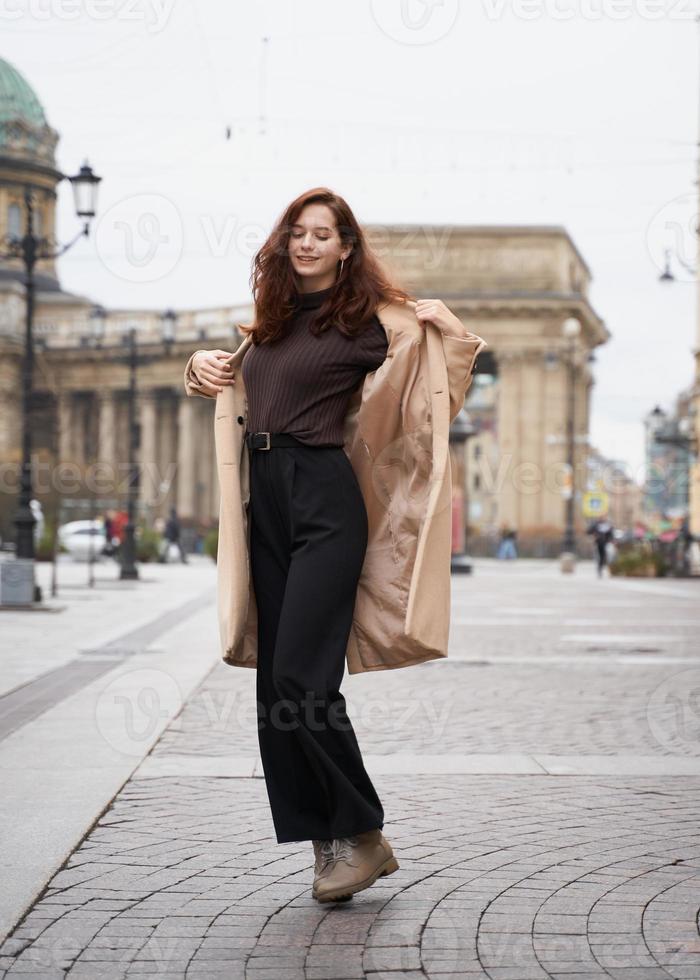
{"left": 0, "top": 161, "right": 101, "bottom": 604}
{"left": 658, "top": 248, "right": 681, "bottom": 283}
{"left": 161, "top": 308, "right": 177, "bottom": 352}
{"left": 560, "top": 316, "right": 581, "bottom": 573}
{"left": 68, "top": 161, "right": 101, "bottom": 221}
{"left": 90, "top": 305, "right": 107, "bottom": 348}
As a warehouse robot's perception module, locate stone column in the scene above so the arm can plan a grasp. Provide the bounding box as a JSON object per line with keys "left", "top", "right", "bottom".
{"left": 0, "top": 354, "right": 22, "bottom": 462}
{"left": 57, "top": 392, "right": 73, "bottom": 465}
{"left": 157, "top": 392, "right": 178, "bottom": 516}
{"left": 497, "top": 348, "right": 557, "bottom": 535}
{"left": 495, "top": 350, "right": 522, "bottom": 531}
{"left": 139, "top": 391, "right": 158, "bottom": 510}
{"left": 96, "top": 390, "right": 117, "bottom": 467}
{"left": 176, "top": 396, "right": 196, "bottom": 518}
{"left": 95, "top": 390, "right": 117, "bottom": 500}
{"left": 518, "top": 351, "right": 547, "bottom": 531}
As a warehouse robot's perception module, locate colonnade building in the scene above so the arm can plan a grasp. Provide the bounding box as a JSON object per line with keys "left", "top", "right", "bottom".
{"left": 0, "top": 56, "right": 609, "bottom": 552}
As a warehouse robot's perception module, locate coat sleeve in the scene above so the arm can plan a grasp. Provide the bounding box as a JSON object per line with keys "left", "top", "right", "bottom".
{"left": 438, "top": 308, "right": 488, "bottom": 422}
{"left": 183, "top": 349, "right": 217, "bottom": 399}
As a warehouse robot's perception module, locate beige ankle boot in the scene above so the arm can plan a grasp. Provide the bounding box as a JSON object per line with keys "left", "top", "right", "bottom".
{"left": 312, "top": 839, "right": 354, "bottom": 901}
{"left": 312, "top": 839, "right": 333, "bottom": 887}
{"left": 312, "top": 829, "right": 399, "bottom": 903}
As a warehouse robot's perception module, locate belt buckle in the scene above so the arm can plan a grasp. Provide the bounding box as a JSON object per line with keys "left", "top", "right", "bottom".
{"left": 258, "top": 431, "right": 271, "bottom": 450}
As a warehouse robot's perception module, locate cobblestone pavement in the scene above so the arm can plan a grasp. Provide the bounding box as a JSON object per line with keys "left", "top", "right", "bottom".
{"left": 2, "top": 560, "right": 699, "bottom": 979}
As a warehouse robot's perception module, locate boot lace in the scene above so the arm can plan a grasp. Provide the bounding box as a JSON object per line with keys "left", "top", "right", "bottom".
{"left": 314, "top": 835, "right": 359, "bottom": 873}
{"left": 330, "top": 835, "right": 358, "bottom": 864}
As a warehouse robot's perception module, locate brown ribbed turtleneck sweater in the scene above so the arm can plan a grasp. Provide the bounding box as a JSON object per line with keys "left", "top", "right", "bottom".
{"left": 240, "top": 286, "right": 388, "bottom": 447}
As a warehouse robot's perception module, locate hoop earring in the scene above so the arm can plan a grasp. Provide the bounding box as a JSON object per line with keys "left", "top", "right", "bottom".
{"left": 337, "top": 257, "right": 345, "bottom": 282}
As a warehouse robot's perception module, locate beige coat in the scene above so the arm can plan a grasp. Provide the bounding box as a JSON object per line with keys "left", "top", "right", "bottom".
{"left": 183, "top": 298, "right": 487, "bottom": 674}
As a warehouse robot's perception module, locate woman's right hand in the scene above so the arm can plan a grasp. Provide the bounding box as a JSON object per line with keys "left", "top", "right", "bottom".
{"left": 191, "top": 349, "right": 236, "bottom": 395}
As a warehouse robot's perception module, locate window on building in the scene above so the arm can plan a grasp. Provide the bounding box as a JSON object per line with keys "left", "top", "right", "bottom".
{"left": 8, "top": 203, "right": 21, "bottom": 240}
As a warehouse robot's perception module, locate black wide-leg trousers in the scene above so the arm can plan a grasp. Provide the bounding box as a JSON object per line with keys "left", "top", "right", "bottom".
{"left": 248, "top": 438, "right": 385, "bottom": 844}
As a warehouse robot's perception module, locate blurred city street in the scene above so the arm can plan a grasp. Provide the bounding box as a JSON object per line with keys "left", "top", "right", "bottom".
{"left": 1, "top": 558, "right": 699, "bottom": 979}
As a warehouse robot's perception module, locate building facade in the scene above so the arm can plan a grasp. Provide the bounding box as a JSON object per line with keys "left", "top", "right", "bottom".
{"left": 0, "top": 58, "right": 609, "bottom": 553}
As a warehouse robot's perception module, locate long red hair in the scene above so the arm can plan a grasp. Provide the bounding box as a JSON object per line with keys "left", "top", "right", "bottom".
{"left": 239, "top": 187, "right": 415, "bottom": 345}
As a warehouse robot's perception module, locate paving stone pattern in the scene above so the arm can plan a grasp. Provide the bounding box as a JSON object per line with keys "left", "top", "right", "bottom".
{"left": 154, "top": 658, "right": 700, "bottom": 759}
{"left": 2, "top": 563, "right": 699, "bottom": 978}
{"left": 1, "top": 776, "right": 699, "bottom": 979}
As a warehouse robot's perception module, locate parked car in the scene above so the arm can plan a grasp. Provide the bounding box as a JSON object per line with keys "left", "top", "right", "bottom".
{"left": 57, "top": 520, "right": 108, "bottom": 561}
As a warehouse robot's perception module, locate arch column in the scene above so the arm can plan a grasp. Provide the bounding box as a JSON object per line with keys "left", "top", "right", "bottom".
{"left": 496, "top": 344, "right": 590, "bottom": 540}
{"left": 96, "top": 390, "right": 117, "bottom": 467}
{"left": 157, "top": 391, "right": 178, "bottom": 516}
{"left": 176, "top": 396, "right": 196, "bottom": 518}
{"left": 57, "top": 392, "right": 74, "bottom": 465}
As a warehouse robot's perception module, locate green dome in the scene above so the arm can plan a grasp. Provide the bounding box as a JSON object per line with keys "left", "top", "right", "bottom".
{"left": 0, "top": 57, "right": 46, "bottom": 131}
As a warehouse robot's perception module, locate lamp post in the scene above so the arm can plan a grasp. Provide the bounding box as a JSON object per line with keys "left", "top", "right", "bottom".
{"left": 560, "top": 316, "right": 581, "bottom": 573}
{"left": 0, "top": 162, "right": 100, "bottom": 605}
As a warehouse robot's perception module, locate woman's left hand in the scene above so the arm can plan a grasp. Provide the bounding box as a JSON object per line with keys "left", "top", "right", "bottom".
{"left": 414, "top": 299, "right": 461, "bottom": 337}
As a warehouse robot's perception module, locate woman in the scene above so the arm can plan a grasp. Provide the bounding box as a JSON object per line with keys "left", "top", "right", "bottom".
{"left": 185, "top": 187, "right": 486, "bottom": 903}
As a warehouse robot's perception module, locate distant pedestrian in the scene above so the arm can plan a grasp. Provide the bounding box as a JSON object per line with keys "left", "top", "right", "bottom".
{"left": 587, "top": 518, "right": 613, "bottom": 578}
{"left": 497, "top": 526, "right": 518, "bottom": 560}
{"left": 102, "top": 510, "right": 118, "bottom": 558}
{"left": 159, "top": 507, "right": 188, "bottom": 564}
{"left": 30, "top": 499, "right": 44, "bottom": 550}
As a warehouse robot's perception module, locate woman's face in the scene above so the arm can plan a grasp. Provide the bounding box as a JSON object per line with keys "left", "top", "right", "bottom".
{"left": 288, "top": 203, "right": 351, "bottom": 291}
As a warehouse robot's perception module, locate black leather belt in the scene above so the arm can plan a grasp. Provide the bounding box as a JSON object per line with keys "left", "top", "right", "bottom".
{"left": 245, "top": 431, "right": 309, "bottom": 451}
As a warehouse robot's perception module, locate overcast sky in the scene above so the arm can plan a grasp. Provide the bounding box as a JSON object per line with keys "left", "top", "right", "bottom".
{"left": 6, "top": 0, "right": 698, "bottom": 479}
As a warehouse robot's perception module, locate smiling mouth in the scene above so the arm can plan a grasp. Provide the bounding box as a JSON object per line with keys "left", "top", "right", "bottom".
{"left": 297, "top": 257, "right": 318, "bottom": 263}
